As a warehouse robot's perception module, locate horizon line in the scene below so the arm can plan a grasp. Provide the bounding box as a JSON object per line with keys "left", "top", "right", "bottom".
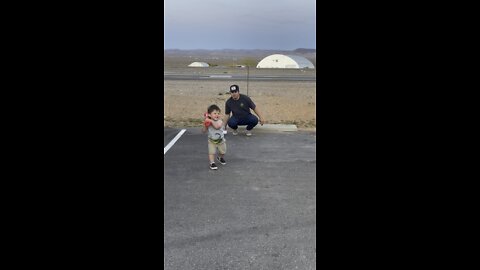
{"left": 164, "top": 48, "right": 316, "bottom": 51}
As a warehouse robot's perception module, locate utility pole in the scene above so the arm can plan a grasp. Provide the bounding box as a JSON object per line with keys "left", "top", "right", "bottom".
{"left": 247, "top": 65, "right": 249, "bottom": 96}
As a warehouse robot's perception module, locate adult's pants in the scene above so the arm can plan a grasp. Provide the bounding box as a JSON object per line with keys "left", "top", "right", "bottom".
{"left": 227, "top": 114, "right": 258, "bottom": 131}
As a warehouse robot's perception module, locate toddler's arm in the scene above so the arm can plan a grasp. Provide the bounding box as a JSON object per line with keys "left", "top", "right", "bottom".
{"left": 211, "top": 119, "right": 223, "bottom": 130}
{"left": 201, "top": 121, "right": 208, "bottom": 133}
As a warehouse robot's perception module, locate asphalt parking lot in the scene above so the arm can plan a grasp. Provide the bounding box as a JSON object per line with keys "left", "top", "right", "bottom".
{"left": 164, "top": 127, "right": 316, "bottom": 270}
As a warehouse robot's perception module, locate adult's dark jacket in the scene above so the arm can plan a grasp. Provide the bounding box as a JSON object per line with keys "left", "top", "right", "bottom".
{"left": 225, "top": 94, "right": 256, "bottom": 119}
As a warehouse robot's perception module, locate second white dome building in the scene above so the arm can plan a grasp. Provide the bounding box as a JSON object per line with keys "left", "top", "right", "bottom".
{"left": 256, "top": 54, "right": 315, "bottom": 69}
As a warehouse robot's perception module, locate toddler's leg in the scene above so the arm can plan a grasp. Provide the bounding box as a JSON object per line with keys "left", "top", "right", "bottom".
{"left": 208, "top": 143, "right": 218, "bottom": 170}
{"left": 208, "top": 141, "right": 217, "bottom": 165}
{"left": 218, "top": 141, "right": 226, "bottom": 157}
{"left": 216, "top": 142, "right": 227, "bottom": 165}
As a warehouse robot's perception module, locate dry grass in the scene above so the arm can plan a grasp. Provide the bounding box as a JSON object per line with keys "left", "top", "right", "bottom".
{"left": 164, "top": 80, "right": 316, "bottom": 129}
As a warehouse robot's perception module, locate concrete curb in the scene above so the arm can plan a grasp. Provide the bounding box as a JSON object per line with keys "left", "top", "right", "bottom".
{"left": 235, "top": 124, "right": 298, "bottom": 132}
{"left": 163, "top": 116, "right": 300, "bottom": 132}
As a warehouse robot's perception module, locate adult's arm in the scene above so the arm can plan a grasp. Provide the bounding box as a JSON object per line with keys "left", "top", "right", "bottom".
{"left": 224, "top": 101, "right": 231, "bottom": 129}
{"left": 224, "top": 113, "right": 230, "bottom": 129}
{"left": 253, "top": 107, "right": 265, "bottom": 125}
{"left": 246, "top": 95, "right": 264, "bottom": 125}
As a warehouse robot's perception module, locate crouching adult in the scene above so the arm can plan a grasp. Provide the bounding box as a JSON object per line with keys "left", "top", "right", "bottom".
{"left": 224, "top": 84, "right": 265, "bottom": 136}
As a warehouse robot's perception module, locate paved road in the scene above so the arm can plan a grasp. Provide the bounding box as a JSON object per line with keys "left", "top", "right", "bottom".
{"left": 164, "top": 127, "right": 316, "bottom": 270}
{"left": 164, "top": 73, "right": 316, "bottom": 81}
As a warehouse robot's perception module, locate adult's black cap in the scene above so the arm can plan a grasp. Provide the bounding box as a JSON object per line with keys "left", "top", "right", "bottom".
{"left": 229, "top": 85, "right": 239, "bottom": 92}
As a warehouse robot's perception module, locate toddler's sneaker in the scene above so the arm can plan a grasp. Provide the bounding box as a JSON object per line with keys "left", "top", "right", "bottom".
{"left": 232, "top": 129, "right": 238, "bottom": 136}
{"left": 217, "top": 156, "right": 226, "bottom": 165}
{"left": 245, "top": 130, "right": 252, "bottom": 136}
{"left": 210, "top": 163, "right": 218, "bottom": 170}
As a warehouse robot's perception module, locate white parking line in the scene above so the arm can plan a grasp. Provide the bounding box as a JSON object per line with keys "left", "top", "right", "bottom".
{"left": 164, "top": 129, "right": 186, "bottom": 155}
{"left": 209, "top": 75, "right": 232, "bottom": 78}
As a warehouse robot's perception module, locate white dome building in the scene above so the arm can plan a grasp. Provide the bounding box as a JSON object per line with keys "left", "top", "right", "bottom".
{"left": 188, "top": 62, "right": 209, "bottom": 67}
{"left": 256, "top": 54, "right": 315, "bottom": 69}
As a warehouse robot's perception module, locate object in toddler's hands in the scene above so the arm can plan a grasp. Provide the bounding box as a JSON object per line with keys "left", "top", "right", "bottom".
{"left": 204, "top": 112, "right": 211, "bottom": 127}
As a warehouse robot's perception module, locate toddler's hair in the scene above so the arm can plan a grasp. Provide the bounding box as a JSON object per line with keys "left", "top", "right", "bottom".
{"left": 207, "top": 104, "right": 221, "bottom": 114}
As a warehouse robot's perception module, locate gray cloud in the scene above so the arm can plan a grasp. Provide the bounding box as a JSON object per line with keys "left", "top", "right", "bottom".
{"left": 164, "top": 0, "right": 316, "bottom": 50}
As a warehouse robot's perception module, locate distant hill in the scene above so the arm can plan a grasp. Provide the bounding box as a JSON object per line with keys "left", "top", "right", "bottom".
{"left": 164, "top": 48, "right": 315, "bottom": 57}
{"left": 293, "top": 48, "right": 316, "bottom": 53}
{"left": 164, "top": 48, "right": 316, "bottom": 68}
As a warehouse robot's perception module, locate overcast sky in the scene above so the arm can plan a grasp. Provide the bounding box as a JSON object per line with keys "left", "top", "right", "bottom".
{"left": 164, "top": 0, "right": 316, "bottom": 50}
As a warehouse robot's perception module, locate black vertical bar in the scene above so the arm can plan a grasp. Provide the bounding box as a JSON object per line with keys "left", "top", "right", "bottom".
{"left": 247, "top": 65, "right": 249, "bottom": 96}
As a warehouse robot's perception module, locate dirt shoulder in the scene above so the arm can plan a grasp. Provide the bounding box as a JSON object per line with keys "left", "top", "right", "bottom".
{"left": 164, "top": 80, "right": 316, "bottom": 129}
